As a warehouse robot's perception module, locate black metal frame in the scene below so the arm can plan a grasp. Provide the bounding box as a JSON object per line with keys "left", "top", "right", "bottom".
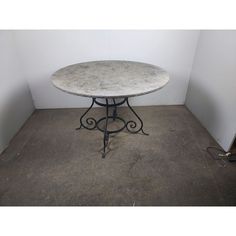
{"left": 76, "top": 97, "right": 148, "bottom": 158}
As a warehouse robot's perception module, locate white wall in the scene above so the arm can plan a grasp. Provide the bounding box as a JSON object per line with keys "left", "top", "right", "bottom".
{"left": 14, "top": 30, "right": 199, "bottom": 108}
{"left": 186, "top": 31, "right": 236, "bottom": 151}
{"left": 0, "top": 31, "right": 34, "bottom": 154}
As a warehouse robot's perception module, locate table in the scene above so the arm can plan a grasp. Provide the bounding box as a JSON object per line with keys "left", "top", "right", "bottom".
{"left": 51, "top": 60, "right": 169, "bottom": 158}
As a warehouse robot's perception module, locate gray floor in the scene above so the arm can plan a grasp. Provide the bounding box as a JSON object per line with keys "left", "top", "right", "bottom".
{"left": 0, "top": 105, "right": 236, "bottom": 206}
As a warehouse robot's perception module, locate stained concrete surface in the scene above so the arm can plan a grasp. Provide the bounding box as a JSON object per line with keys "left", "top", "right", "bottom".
{"left": 0, "top": 105, "right": 236, "bottom": 206}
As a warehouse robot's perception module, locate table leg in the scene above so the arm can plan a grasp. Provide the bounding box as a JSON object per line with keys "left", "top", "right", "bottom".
{"left": 75, "top": 98, "right": 96, "bottom": 130}
{"left": 126, "top": 98, "right": 149, "bottom": 135}
{"left": 112, "top": 98, "right": 117, "bottom": 121}
{"left": 76, "top": 97, "right": 148, "bottom": 158}
{"left": 102, "top": 98, "right": 109, "bottom": 158}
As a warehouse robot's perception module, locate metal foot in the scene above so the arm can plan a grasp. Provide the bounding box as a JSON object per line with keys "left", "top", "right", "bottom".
{"left": 140, "top": 129, "right": 149, "bottom": 136}
{"left": 75, "top": 125, "right": 82, "bottom": 130}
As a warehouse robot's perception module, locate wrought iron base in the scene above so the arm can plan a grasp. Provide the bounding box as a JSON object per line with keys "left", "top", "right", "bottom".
{"left": 76, "top": 97, "right": 148, "bottom": 158}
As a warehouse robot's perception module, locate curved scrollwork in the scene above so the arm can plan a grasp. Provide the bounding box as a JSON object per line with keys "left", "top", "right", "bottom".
{"left": 126, "top": 99, "right": 149, "bottom": 135}
{"left": 83, "top": 117, "right": 97, "bottom": 130}
{"left": 76, "top": 98, "right": 97, "bottom": 130}
{"left": 76, "top": 97, "right": 148, "bottom": 158}
{"left": 126, "top": 120, "right": 138, "bottom": 132}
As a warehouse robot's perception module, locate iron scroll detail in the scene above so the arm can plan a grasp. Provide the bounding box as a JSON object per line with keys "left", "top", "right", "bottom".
{"left": 76, "top": 97, "right": 149, "bottom": 157}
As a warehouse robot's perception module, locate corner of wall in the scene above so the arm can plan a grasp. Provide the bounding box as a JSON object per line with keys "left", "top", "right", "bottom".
{"left": 0, "top": 30, "right": 35, "bottom": 155}
{"left": 184, "top": 31, "right": 201, "bottom": 106}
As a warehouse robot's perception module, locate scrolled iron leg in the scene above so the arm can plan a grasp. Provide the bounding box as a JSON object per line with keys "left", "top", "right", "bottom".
{"left": 112, "top": 98, "right": 117, "bottom": 121}
{"left": 102, "top": 98, "right": 110, "bottom": 158}
{"left": 76, "top": 98, "right": 96, "bottom": 130}
{"left": 76, "top": 97, "right": 148, "bottom": 158}
{"left": 126, "top": 98, "right": 149, "bottom": 135}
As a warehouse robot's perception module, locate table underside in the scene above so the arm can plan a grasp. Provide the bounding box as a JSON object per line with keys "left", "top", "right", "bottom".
{"left": 76, "top": 97, "right": 149, "bottom": 158}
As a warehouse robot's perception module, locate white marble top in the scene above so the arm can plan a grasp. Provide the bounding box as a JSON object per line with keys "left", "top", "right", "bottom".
{"left": 51, "top": 60, "right": 169, "bottom": 98}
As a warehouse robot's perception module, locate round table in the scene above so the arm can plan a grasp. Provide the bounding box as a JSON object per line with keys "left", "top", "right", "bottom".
{"left": 51, "top": 60, "right": 169, "bottom": 157}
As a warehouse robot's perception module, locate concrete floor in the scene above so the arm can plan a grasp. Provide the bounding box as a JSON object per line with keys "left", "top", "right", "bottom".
{"left": 0, "top": 105, "right": 236, "bottom": 206}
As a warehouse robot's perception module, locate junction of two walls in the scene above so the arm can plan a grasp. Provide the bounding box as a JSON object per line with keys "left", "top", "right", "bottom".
{"left": 0, "top": 31, "right": 34, "bottom": 153}
{"left": 185, "top": 31, "right": 236, "bottom": 151}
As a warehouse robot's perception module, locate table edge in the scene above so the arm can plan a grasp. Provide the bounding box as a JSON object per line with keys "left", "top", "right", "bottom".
{"left": 51, "top": 77, "right": 169, "bottom": 98}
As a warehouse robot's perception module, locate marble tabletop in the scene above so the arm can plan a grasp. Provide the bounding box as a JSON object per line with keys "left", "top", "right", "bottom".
{"left": 51, "top": 60, "right": 169, "bottom": 98}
